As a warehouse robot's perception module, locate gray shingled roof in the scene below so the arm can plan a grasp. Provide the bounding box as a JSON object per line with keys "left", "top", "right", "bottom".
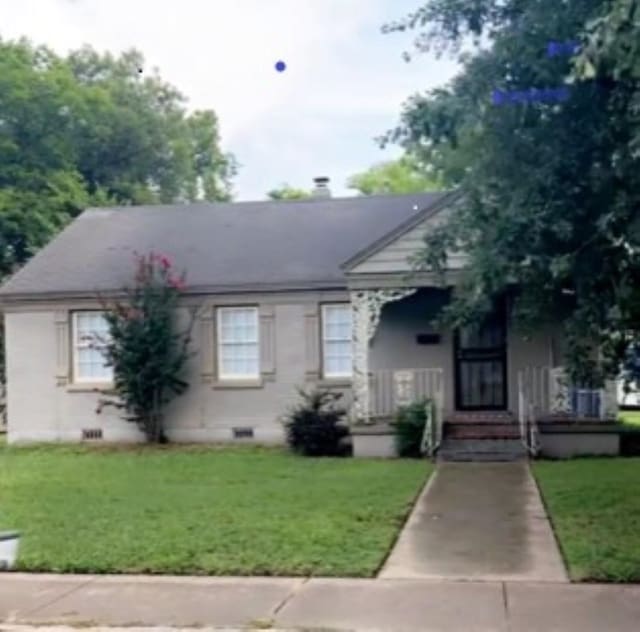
{"left": 0, "top": 192, "right": 451, "bottom": 298}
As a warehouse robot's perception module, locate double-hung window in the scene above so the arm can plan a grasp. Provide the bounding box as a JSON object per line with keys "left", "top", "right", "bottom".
{"left": 322, "top": 304, "right": 352, "bottom": 379}
{"left": 72, "top": 311, "right": 113, "bottom": 383}
{"left": 217, "top": 307, "right": 259, "bottom": 379}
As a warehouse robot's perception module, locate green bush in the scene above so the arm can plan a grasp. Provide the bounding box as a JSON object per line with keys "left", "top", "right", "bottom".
{"left": 393, "top": 400, "right": 430, "bottom": 458}
{"left": 284, "top": 388, "right": 350, "bottom": 457}
{"left": 621, "top": 430, "right": 640, "bottom": 456}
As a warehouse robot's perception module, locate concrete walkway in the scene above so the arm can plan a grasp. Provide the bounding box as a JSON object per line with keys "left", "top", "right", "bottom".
{"left": 380, "top": 462, "right": 568, "bottom": 581}
{"left": 2, "top": 573, "right": 640, "bottom": 631}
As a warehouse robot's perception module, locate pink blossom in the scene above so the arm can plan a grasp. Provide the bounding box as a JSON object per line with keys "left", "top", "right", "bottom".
{"left": 158, "top": 254, "right": 172, "bottom": 270}
{"left": 168, "top": 275, "right": 186, "bottom": 291}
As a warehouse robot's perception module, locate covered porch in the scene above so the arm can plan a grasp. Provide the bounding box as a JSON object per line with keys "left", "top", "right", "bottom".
{"left": 342, "top": 198, "right": 619, "bottom": 458}
{"left": 347, "top": 286, "right": 619, "bottom": 458}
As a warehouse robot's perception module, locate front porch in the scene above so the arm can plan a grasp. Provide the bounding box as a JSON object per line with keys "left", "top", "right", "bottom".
{"left": 341, "top": 199, "right": 620, "bottom": 459}
{"left": 347, "top": 287, "right": 620, "bottom": 459}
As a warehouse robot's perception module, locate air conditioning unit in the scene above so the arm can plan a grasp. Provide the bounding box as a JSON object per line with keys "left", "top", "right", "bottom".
{"left": 570, "top": 388, "right": 601, "bottom": 418}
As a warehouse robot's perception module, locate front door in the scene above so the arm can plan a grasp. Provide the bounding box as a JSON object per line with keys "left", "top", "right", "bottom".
{"left": 454, "top": 305, "right": 507, "bottom": 410}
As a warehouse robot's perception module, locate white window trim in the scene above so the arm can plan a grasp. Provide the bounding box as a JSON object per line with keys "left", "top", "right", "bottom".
{"left": 71, "top": 311, "right": 113, "bottom": 384}
{"left": 321, "top": 303, "right": 353, "bottom": 379}
{"left": 216, "top": 306, "right": 260, "bottom": 381}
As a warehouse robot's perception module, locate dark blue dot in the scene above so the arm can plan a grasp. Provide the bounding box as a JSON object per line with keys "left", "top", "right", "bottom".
{"left": 275, "top": 60, "right": 286, "bottom": 72}
{"left": 492, "top": 90, "right": 506, "bottom": 105}
{"left": 547, "top": 41, "right": 560, "bottom": 58}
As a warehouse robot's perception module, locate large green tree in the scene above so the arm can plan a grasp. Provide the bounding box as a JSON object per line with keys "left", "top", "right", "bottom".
{"left": 383, "top": 0, "right": 640, "bottom": 384}
{"left": 0, "top": 38, "right": 236, "bottom": 279}
{"left": 266, "top": 184, "right": 312, "bottom": 200}
{"left": 348, "top": 155, "right": 441, "bottom": 195}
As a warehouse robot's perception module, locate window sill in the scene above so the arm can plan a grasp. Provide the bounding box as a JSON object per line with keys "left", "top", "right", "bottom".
{"left": 67, "top": 382, "right": 113, "bottom": 393}
{"left": 317, "top": 378, "right": 353, "bottom": 388}
{"left": 213, "top": 378, "right": 264, "bottom": 390}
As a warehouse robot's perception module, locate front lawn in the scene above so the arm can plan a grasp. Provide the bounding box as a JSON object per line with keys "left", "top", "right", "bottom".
{"left": 619, "top": 409, "right": 640, "bottom": 426}
{"left": 533, "top": 458, "right": 640, "bottom": 582}
{"left": 0, "top": 444, "right": 429, "bottom": 576}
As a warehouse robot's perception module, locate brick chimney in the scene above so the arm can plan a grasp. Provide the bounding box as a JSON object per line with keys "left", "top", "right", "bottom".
{"left": 312, "top": 176, "right": 331, "bottom": 198}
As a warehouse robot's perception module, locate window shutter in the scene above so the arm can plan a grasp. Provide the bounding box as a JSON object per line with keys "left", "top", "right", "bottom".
{"left": 259, "top": 305, "right": 276, "bottom": 379}
{"left": 200, "top": 309, "right": 215, "bottom": 383}
{"left": 304, "top": 303, "right": 320, "bottom": 380}
{"left": 55, "top": 311, "right": 70, "bottom": 386}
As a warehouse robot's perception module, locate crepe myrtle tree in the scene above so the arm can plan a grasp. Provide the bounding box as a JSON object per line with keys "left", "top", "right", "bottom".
{"left": 96, "top": 252, "right": 195, "bottom": 443}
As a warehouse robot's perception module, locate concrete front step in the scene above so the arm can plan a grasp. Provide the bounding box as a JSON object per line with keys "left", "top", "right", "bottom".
{"left": 444, "top": 423, "right": 520, "bottom": 440}
{"left": 445, "top": 411, "right": 515, "bottom": 424}
{"left": 438, "top": 438, "right": 528, "bottom": 462}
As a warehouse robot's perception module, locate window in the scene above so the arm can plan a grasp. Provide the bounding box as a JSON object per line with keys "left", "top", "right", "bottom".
{"left": 322, "top": 304, "right": 352, "bottom": 378}
{"left": 72, "top": 311, "right": 113, "bottom": 383}
{"left": 217, "top": 307, "right": 259, "bottom": 379}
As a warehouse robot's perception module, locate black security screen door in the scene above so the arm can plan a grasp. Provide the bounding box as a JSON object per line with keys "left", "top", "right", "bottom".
{"left": 454, "top": 305, "right": 507, "bottom": 410}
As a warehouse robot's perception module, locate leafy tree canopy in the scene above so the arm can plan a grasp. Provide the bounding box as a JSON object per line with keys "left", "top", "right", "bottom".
{"left": 0, "top": 38, "right": 236, "bottom": 279}
{"left": 384, "top": 0, "right": 640, "bottom": 384}
{"left": 267, "top": 184, "right": 312, "bottom": 200}
{"left": 347, "top": 155, "right": 441, "bottom": 195}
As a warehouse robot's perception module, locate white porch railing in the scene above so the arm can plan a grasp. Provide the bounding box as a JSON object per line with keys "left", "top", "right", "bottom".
{"left": 368, "top": 368, "right": 445, "bottom": 456}
{"left": 517, "top": 366, "right": 619, "bottom": 454}
{"left": 517, "top": 369, "right": 541, "bottom": 455}
{"left": 368, "top": 368, "right": 443, "bottom": 417}
{"left": 420, "top": 394, "right": 445, "bottom": 458}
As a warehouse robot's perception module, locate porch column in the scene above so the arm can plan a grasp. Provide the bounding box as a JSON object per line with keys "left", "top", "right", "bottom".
{"left": 549, "top": 367, "right": 572, "bottom": 414}
{"left": 601, "top": 379, "right": 619, "bottom": 419}
{"left": 350, "top": 288, "right": 418, "bottom": 424}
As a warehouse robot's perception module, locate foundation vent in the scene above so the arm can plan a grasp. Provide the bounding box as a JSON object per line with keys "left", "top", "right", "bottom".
{"left": 232, "top": 427, "right": 254, "bottom": 439}
{"left": 82, "top": 428, "right": 103, "bottom": 441}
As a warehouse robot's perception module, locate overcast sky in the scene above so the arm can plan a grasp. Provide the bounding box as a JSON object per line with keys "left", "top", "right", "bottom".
{"left": 0, "top": 0, "right": 459, "bottom": 200}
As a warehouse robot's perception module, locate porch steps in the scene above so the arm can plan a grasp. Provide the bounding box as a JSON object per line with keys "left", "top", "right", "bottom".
{"left": 444, "top": 423, "right": 520, "bottom": 440}
{"left": 438, "top": 411, "right": 527, "bottom": 461}
{"left": 438, "top": 439, "right": 528, "bottom": 462}
{"left": 445, "top": 411, "right": 515, "bottom": 424}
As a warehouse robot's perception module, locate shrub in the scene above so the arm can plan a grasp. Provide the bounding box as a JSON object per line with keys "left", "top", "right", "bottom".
{"left": 284, "top": 388, "right": 350, "bottom": 456}
{"left": 621, "top": 430, "right": 640, "bottom": 456}
{"left": 96, "top": 252, "right": 195, "bottom": 443}
{"left": 393, "top": 399, "right": 430, "bottom": 458}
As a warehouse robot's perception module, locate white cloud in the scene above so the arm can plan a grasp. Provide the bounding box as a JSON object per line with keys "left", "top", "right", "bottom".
{"left": 0, "top": 0, "right": 459, "bottom": 199}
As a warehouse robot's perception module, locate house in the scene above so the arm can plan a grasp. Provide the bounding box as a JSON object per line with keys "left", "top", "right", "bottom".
{"left": 0, "top": 179, "right": 621, "bottom": 458}
{"left": 618, "top": 382, "right": 640, "bottom": 407}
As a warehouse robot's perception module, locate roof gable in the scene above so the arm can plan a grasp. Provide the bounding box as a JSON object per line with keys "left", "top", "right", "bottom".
{"left": 342, "top": 190, "right": 466, "bottom": 275}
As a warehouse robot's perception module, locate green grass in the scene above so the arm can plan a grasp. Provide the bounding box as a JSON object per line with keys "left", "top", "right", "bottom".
{"left": 618, "top": 410, "right": 640, "bottom": 426}
{"left": 533, "top": 458, "right": 640, "bottom": 582}
{"left": 0, "top": 443, "right": 430, "bottom": 576}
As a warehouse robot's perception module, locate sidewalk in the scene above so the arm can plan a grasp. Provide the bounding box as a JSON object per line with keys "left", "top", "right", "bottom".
{"left": 2, "top": 573, "right": 640, "bottom": 631}
{"left": 380, "top": 462, "right": 568, "bottom": 581}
